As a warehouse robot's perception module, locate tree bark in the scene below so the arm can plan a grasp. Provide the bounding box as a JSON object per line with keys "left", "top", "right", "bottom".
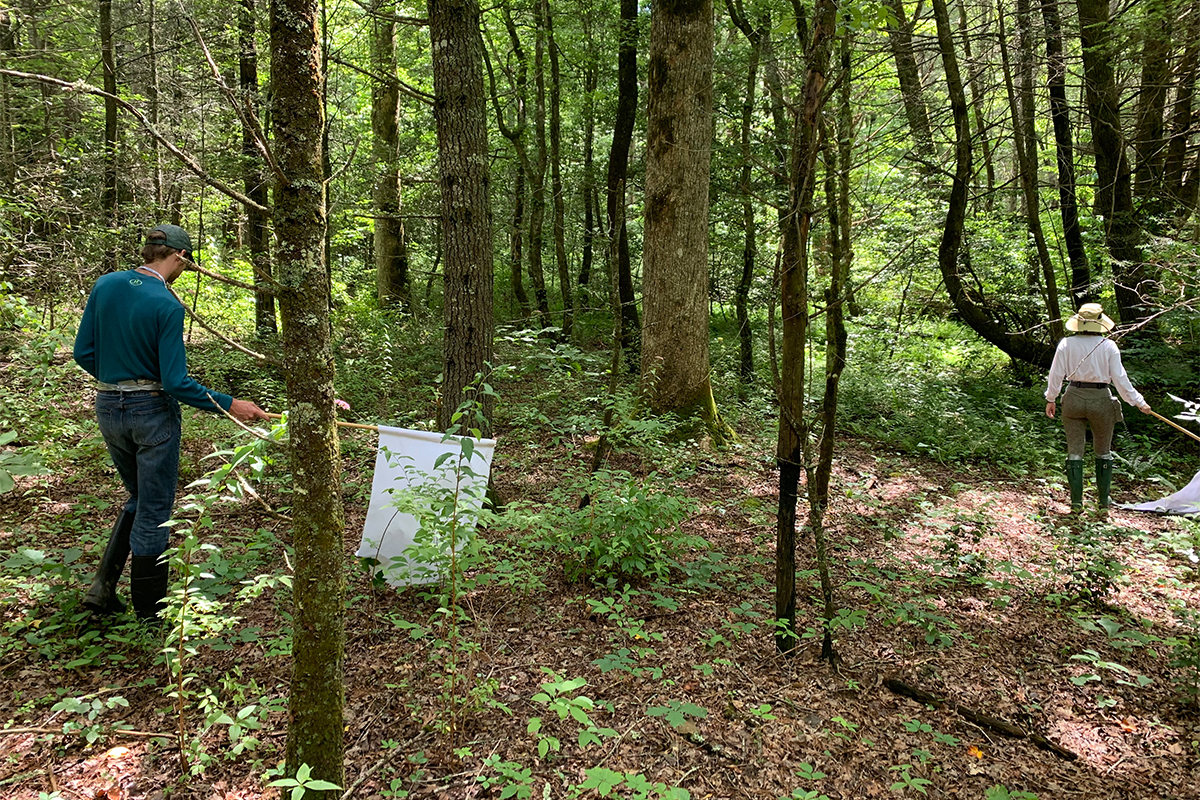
{"left": 485, "top": 9, "right": 531, "bottom": 319}
{"left": 578, "top": 50, "right": 598, "bottom": 304}
{"left": 732, "top": 11, "right": 762, "bottom": 386}
{"left": 641, "top": 0, "right": 722, "bottom": 433}
{"left": 241, "top": 0, "right": 275, "bottom": 337}
{"left": 528, "top": 8, "right": 551, "bottom": 328}
{"left": 882, "top": 0, "right": 935, "bottom": 165}
{"left": 372, "top": 0, "right": 410, "bottom": 309}
{"left": 606, "top": 0, "right": 640, "bottom": 362}
{"left": 933, "top": 0, "right": 1055, "bottom": 367}
{"left": 1076, "top": 0, "right": 1147, "bottom": 322}
{"left": 776, "top": 0, "right": 836, "bottom": 655}
{"left": 956, "top": 0, "right": 996, "bottom": 210}
{"left": 1133, "top": 0, "right": 1172, "bottom": 221}
{"left": 430, "top": 0, "right": 495, "bottom": 436}
{"left": 545, "top": 0, "right": 572, "bottom": 338}
{"left": 272, "top": 0, "right": 345, "bottom": 789}
{"left": 99, "top": 0, "right": 118, "bottom": 273}
{"left": 1041, "top": 0, "right": 1091, "bottom": 306}
{"left": 1000, "top": 0, "right": 1063, "bottom": 339}
{"left": 1164, "top": 6, "right": 1199, "bottom": 214}
{"left": 147, "top": 0, "right": 162, "bottom": 206}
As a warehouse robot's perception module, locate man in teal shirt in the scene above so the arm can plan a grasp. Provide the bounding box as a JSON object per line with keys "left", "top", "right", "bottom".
{"left": 74, "top": 224, "right": 268, "bottom": 621}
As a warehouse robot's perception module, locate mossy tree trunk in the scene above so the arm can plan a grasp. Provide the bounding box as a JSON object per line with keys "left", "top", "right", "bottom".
{"left": 372, "top": 0, "right": 409, "bottom": 309}
{"left": 272, "top": 0, "right": 346, "bottom": 791}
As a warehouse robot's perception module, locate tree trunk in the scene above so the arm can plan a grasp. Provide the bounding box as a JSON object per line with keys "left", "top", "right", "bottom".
{"left": 933, "top": 0, "right": 1055, "bottom": 368}
{"left": 1164, "top": 7, "right": 1199, "bottom": 214}
{"left": 0, "top": 10, "right": 15, "bottom": 185}
{"left": 372, "top": 0, "right": 409, "bottom": 309}
{"left": 641, "top": 0, "right": 722, "bottom": 433}
{"left": 957, "top": 0, "right": 996, "bottom": 210}
{"left": 487, "top": 9, "right": 531, "bottom": 319}
{"left": 510, "top": 159, "right": 531, "bottom": 318}
{"left": 607, "top": 0, "right": 640, "bottom": 363}
{"left": 430, "top": 0, "right": 495, "bottom": 436}
{"left": 241, "top": 0, "right": 275, "bottom": 337}
{"left": 1000, "top": 0, "right": 1063, "bottom": 339}
{"left": 1041, "top": 0, "right": 1091, "bottom": 306}
{"left": 147, "top": 0, "right": 162, "bottom": 206}
{"left": 734, "top": 18, "right": 761, "bottom": 386}
{"left": 528, "top": 9, "right": 551, "bottom": 329}
{"left": 776, "top": 0, "right": 837, "bottom": 657}
{"left": 1076, "top": 0, "right": 1147, "bottom": 323}
{"left": 99, "top": 0, "right": 118, "bottom": 273}
{"left": 272, "top": 0, "right": 345, "bottom": 789}
{"left": 578, "top": 51, "right": 598, "bottom": 304}
{"left": 882, "top": 0, "right": 935, "bottom": 165}
{"left": 545, "top": 0, "right": 572, "bottom": 339}
{"left": 1133, "top": 0, "right": 1172, "bottom": 221}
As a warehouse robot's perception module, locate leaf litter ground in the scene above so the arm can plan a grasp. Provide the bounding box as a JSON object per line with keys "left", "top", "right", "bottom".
{"left": 1, "top": 366, "right": 1199, "bottom": 800}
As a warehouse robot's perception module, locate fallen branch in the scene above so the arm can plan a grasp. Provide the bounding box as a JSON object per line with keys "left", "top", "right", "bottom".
{"left": 0, "top": 69, "right": 268, "bottom": 214}
{"left": 884, "top": 676, "right": 1077, "bottom": 761}
{"left": 0, "top": 727, "right": 172, "bottom": 738}
{"left": 168, "top": 284, "right": 275, "bottom": 366}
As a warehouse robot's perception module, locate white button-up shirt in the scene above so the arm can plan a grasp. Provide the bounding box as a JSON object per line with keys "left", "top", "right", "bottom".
{"left": 1044, "top": 335, "right": 1145, "bottom": 407}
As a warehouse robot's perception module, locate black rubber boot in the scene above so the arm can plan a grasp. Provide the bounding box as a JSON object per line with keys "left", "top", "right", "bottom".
{"left": 1096, "top": 458, "right": 1113, "bottom": 509}
{"left": 130, "top": 555, "right": 170, "bottom": 623}
{"left": 83, "top": 510, "right": 134, "bottom": 615}
{"left": 1066, "top": 459, "right": 1084, "bottom": 511}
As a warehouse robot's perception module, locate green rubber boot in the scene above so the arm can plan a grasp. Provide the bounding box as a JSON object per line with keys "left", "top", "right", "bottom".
{"left": 1096, "top": 458, "right": 1113, "bottom": 509}
{"left": 1066, "top": 459, "right": 1084, "bottom": 511}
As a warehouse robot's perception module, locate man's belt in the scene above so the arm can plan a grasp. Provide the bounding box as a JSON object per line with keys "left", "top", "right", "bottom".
{"left": 97, "top": 379, "right": 164, "bottom": 392}
{"left": 1069, "top": 380, "right": 1109, "bottom": 389}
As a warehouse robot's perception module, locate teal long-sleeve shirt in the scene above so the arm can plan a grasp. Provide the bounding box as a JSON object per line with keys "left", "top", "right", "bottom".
{"left": 73, "top": 270, "right": 232, "bottom": 413}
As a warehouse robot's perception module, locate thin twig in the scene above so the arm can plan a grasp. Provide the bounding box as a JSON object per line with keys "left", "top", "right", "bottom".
{"left": 207, "top": 393, "right": 278, "bottom": 443}
{"left": 187, "top": 258, "right": 280, "bottom": 295}
{"left": 235, "top": 472, "right": 292, "bottom": 522}
{"left": 180, "top": 5, "right": 286, "bottom": 187}
{"left": 166, "top": 284, "right": 274, "bottom": 365}
{"left": 0, "top": 727, "right": 173, "bottom": 738}
{"left": 263, "top": 412, "right": 380, "bottom": 432}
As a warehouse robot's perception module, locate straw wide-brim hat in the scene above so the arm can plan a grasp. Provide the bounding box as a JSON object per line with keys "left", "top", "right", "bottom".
{"left": 1065, "top": 303, "right": 1115, "bottom": 333}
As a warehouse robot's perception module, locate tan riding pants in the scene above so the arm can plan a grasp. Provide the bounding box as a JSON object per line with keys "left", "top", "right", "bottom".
{"left": 1062, "top": 385, "right": 1118, "bottom": 458}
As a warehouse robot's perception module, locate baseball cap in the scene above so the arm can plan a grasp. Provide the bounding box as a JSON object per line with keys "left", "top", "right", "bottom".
{"left": 147, "top": 224, "right": 193, "bottom": 257}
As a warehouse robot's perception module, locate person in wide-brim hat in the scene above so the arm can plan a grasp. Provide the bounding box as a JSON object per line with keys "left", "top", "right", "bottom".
{"left": 1044, "top": 303, "right": 1150, "bottom": 513}
{"left": 1064, "top": 303, "right": 1115, "bottom": 333}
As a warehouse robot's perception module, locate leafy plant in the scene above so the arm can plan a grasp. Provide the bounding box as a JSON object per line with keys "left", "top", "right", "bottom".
{"left": 647, "top": 699, "right": 708, "bottom": 730}
{"left": 266, "top": 763, "right": 342, "bottom": 800}
{"left": 50, "top": 693, "right": 132, "bottom": 744}
{"left": 506, "top": 469, "right": 702, "bottom": 583}
{"left": 528, "top": 669, "right": 617, "bottom": 754}
{"left": 0, "top": 430, "right": 46, "bottom": 493}
{"left": 985, "top": 786, "right": 1039, "bottom": 800}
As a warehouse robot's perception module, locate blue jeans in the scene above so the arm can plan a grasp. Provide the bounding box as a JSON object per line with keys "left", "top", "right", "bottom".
{"left": 95, "top": 391, "right": 181, "bottom": 557}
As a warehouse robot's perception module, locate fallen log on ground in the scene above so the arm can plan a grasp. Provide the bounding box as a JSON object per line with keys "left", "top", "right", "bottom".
{"left": 884, "top": 676, "right": 1078, "bottom": 762}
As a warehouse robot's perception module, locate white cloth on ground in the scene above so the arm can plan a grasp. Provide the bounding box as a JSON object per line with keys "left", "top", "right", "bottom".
{"left": 1119, "top": 471, "right": 1200, "bottom": 516}
{"left": 356, "top": 426, "right": 496, "bottom": 587}
{"left": 1044, "top": 335, "right": 1145, "bottom": 407}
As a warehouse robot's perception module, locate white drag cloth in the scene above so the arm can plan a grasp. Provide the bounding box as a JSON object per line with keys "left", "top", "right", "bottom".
{"left": 356, "top": 426, "right": 496, "bottom": 586}
{"left": 1119, "top": 471, "right": 1200, "bottom": 516}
